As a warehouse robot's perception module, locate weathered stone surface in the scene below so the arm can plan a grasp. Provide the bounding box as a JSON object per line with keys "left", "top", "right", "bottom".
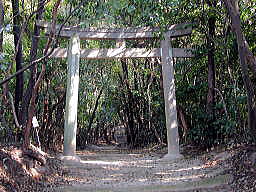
{"left": 63, "top": 34, "right": 80, "bottom": 157}
{"left": 161, "top": 32, "right": 181, "bottom": 158}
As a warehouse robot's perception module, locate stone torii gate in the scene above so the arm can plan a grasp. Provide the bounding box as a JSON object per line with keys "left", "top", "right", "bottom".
{"left": 37, "top": 21, "right": 193, "bottom": 161}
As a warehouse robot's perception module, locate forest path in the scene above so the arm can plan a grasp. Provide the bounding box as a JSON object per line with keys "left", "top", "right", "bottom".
{"left": 53, "top": 146, "right": 233, "bottom": 192}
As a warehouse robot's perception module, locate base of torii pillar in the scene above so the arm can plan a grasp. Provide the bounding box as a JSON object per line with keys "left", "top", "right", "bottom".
{"left": 59, "top": 155, "right": 81, "bottom": 163}
{"left": 161, "top": 153, "right": 184, "bottom": 161}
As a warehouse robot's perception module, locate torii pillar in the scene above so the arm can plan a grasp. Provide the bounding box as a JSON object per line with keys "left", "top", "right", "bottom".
{"left": 161, "top": 32, "right": 183, "bottom": 160}
{"left": 61, "top": 34, "right": 81, "bottom": 162}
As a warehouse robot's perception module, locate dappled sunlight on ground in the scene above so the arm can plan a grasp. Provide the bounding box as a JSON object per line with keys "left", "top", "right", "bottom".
{"left": 80, "top": 160, "right": 124, "bottom": 166}
{"left": 161, "top": 174, "right": 206, "bottom": 182}
{"left": 56, "top": 147, "right": 231, "bottom": 192}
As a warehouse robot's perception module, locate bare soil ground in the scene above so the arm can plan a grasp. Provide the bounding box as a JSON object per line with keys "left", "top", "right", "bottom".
{"left": 0, "top": 144, "right": 255, "bottom": 192}
{"left": 54, "top": 145, "right": 232, "bottom": 192}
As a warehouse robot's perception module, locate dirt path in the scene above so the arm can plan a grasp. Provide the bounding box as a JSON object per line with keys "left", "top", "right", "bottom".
{"left": 51, "top": 146, "right": 233, "bottom": 192}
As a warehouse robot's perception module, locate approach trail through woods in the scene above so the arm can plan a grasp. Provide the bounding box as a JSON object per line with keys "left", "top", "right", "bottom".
{"left": 52, "top": 145, "right": 232, "bottom": 192}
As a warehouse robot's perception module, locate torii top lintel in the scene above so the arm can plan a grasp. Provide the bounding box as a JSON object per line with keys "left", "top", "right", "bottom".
{"left": 37, "top": 20, "right": 192, "bottom": 40}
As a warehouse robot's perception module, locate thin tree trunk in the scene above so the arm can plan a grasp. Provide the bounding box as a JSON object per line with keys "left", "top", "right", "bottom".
{"left": 121, "top": 60, "right": 136, "bottom": 146}
{"left": 147, "top": 61, "right": 162, "bottom": 144}
{"left": 177, "top": 105, "right": 189, "bottom": 143}
{"left": 20, "top": 0, "right": 46, "bottom": 127}
{"left": 202, "top": 0, "right": 218, "bottom": 147}
{"left": 23, "top": 0, "right": 61, "bottom": 150}
{"left": 87, "top": 88, "right": 103, "bottom": 141}
{"left": 0, "top": 0, "right": 3, "bottom": 52}
{"left": 206, "top": 0, "right": 216, "bottom": 116}
{"left": 0, "top": 0, "right": 7, "bottom": 106}
{"left": 222, "top": 0, "right": 256, "bottom": 140}
{"left": 12, "top": 0, "right": 24, "bottom": 120}
{"left": 0, "top": 0, "right": 8, "bottom": 140}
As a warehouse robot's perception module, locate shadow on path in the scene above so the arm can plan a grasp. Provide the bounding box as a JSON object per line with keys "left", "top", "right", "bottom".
{"left": 51, "top": 146, "right": 233, "bottom": 192}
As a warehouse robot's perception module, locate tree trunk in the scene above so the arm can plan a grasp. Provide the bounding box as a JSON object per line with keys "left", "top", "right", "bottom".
{"left": 147, "top": 61, "right": 162, "bottom": 144}
{"left": 177, "top": 105, "right": 189, "bottom": 143}
{"left": 23, "top": 0, "right": 61, "bottom": 150}
{"left": 20, "top": 0, "right": 46, "bottom": 127}
{"left": 0, "top": 0, "right": 6, "bottom": 136}
{"left": 222, "top": 0, "right": 256, "bottom": 140}
{"left": 0, "top": 0, "right": 3, "bottom": 52}
{"left": 0, "top": 1, "right": 7, "bottom": 106}
{"left": 121, "top": 60, "right": 136, "bottom": 146}
{"left": 87, "top": 88, "right": 103, "bottom": 141}
{"left": 206, "top": 0, "right": 216, "bottom": 116}
{"left": 205, "top": 0, "right": 217, "bottom": 147}
{"left": 12, "top": 0, "right": 23, "bottom": 120}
